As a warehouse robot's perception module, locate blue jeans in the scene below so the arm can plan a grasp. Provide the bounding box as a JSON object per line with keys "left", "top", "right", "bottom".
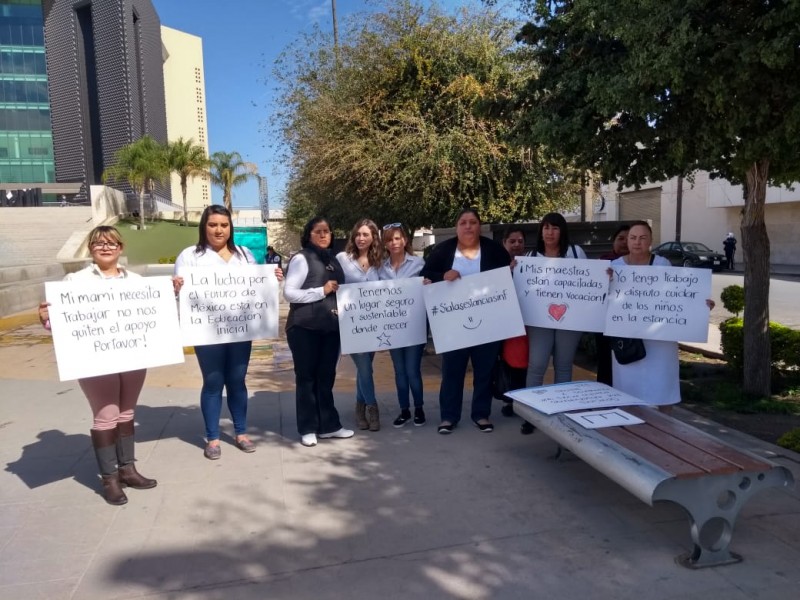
{"left": 389, "top": 343, "right": 425, "bottom": 409}
{"left": 350, "top": 352, "right": 377, "bottom": 406}
{"left": 194, "top": 341, "right": 252, "bottom": 440}
{"left": 525, "top": 326, "right": 582, "bottom": 387}
{"left": 439, "top": 341, "right": 501, "bottom": 424}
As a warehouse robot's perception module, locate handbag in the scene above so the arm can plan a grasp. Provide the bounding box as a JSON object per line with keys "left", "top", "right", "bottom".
{"left": 610, "top": 337, "right": 646, "bottom": 365}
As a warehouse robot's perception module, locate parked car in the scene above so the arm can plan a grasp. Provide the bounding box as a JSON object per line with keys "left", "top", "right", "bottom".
{"left": 652, "top": 241, "right": 726, "bottom": 271}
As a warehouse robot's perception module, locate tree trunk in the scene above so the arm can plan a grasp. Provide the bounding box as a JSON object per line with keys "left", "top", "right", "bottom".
{"left": 741, "top": 159, "right": 771, "bottom": 397}
{"left": 138, "top": 187, "right": 145, "bottom": 231}
{"left": 181, "top": 177, "right": 189, "bottom": 226}
{"left": 224, "top": 188, "right": 232, "bottom": 212}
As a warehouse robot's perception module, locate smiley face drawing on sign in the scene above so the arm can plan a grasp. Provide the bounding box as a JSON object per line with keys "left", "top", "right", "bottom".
{"left": 547, "top": 303, "right": 568, "bottom": 322}
{"left": 463, "top": 316, "right": 483, "bottom": 330}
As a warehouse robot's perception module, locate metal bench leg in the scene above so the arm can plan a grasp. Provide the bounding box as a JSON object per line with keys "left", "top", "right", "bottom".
{"left": 655, "top": 467, "right": 793, "bottom": 569}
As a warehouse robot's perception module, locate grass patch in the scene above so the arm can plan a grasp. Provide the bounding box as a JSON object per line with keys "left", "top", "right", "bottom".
{"left": 117, "top": 218, "right": 199, "bottom": 265}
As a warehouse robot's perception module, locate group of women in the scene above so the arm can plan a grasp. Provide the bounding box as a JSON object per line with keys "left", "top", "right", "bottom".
{"left": 38, "top": 205, "right": 712, "bottom": 505}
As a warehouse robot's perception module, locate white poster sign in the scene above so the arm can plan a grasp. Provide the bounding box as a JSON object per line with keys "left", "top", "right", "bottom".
{"left": 506, "top": 381, "right": 646, "bottom": 415}
{"left": 45, "top": 276, "right": 184, "bottom": 381}
{"left": 564, "top": 408, "right": 645, "bottom": 429}
{"left": 337, "top": 278, "right": 427, "bottom": 355}
{"left": 605, "top": 265, "right": 712, "bottom": 342}
{"left": 514, "top": 257, "right": 611, "bottom": 331}
{"left": 423, "top": 267, "right": 525, "bottom": 354}
{"left": 179, "top": 265, "right": 280, "bottom": 346}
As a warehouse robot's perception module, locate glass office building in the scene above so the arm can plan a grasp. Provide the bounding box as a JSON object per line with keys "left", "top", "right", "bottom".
{"left": 0, "top": 0, "right": 55, "bottom": 184}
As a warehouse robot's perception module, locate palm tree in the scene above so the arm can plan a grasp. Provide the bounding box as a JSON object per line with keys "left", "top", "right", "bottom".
{"left": 166, "top": 137, "right": 210, "bottom": 226}
{"left": 102, "top": 136, "right": 168, "bottom": 230}
{"left": 208, "top": 151, "right": 254, "bottom": 211}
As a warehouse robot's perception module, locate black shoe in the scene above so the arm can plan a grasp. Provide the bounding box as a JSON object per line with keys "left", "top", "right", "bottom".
{"left": 520, "top": 421, "right": 535, "bottom": 435}
{"left": 413, "top": 407, "right": 426, "bottom": 426}
{"left": 393, "top": 409, "right": 412, "bottom": 428}
{"left": 500, "top": 403, "right": 514, "bottom": 417}
{"left": 438, "top": 423, "right": 455, "bottom": 434}
{"left": 473, "top": 419, "right": 494, "bottom": 432}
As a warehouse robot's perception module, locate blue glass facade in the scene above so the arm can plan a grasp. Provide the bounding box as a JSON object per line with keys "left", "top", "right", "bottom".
{"left": 0, "top": 0, "right": 55, "bottom": 184}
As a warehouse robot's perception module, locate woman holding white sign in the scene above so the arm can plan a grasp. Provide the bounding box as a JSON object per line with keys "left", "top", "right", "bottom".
{"left": 421, "top": 208, "right": 511, "bottom": 434}
{"left": 610, "top": 221, "right": 714, "bottom": 405}
{"left": 336, "top": 219, "right": 385, "bottom": 432}
{"left": 380, "top": 223, "right": 427, "bottom": 428}
{"left": 524, "top": 212, "right": 587, "bottom": 390}
{"left": 285, "top": 216, "right": 354, "bottom": 447}
{"left": 38, "top": 226, "right": 156, "bottom": 506}
{"left": 173, "top": 205, "right": 282, "bottom": 460}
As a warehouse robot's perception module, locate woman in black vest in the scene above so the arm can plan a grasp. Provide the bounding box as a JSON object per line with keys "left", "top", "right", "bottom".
{"left": 284, "top": 217, "right": 354, "bottom": 447}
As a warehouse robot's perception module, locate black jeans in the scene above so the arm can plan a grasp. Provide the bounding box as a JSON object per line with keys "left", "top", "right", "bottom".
{"left": 286, "top": 326, "right": 343, "bottom": 435}
{"left": 439, "top": 341, "right": 502, "bottom": 424}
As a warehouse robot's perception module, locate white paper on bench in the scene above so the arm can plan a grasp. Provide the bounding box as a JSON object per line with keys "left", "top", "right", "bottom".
{"left": 564, "top": 408, "right": 645, "bottom": 429}
{"left": 506, "top": 381, "right": 647, "bottom": 415}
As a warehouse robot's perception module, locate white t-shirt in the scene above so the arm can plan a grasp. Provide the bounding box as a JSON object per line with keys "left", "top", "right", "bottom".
{"left": 174, "top": 245, "right": 255, "bottom": 275}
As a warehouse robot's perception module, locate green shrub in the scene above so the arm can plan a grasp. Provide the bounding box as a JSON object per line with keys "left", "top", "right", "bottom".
{"left": 777, "top": 428, "right": 800, "bottom": 453}
{"left": 157, "top": 256, "right": 177, "bottom": 264}
{"left": 719, "top": 318, "right": 800, "bottom": 373}
{"left": 720, "top": 285, "right": 745, "bottom": 317}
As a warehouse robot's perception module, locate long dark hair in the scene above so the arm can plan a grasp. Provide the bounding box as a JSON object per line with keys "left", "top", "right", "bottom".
{"left": 196, "top": 205, "right": 240, "bottom": 257}
{"left": 456, "top": 207, "right": 481, "bottom": 224}
{"left": 300, "top": 216, "right": 332, "bottom": 249}
{"left": 535, "top": 212, "right": 571, "bottom": 257}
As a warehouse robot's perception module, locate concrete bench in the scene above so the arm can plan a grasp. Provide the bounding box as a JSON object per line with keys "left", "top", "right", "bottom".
{"left": 513, "top": 402, "right": 795, "bottom": 568}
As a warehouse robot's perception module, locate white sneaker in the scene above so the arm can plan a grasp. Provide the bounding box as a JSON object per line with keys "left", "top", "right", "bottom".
{"left": 319, "top": 428, "right": 354, "bottom": 439}
{"left": 300, "top": 434, "right": 318, "bottom": 447}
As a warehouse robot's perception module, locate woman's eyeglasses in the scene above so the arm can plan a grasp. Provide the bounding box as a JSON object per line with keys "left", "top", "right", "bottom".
{"left": 91, "top": 242, "right": 119, "bottom": 250}
{"left": 382, "top": 222, "right": 402, "bottom": 230}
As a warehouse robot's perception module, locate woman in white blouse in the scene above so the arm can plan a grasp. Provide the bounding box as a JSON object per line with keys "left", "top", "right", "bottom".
{"left": 336, "top": 219, "right": 385, "bottom": 431}
{"left": 379, "top": 224, "right": 427, "bottom": 427}
{"left": 174, "top": 205, "right": 281, "bottom": 459}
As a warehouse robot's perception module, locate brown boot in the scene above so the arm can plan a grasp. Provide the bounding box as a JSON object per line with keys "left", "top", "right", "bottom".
{"left": 91, "top": 429, "right": 128, "bottom": 506}
{"left": 355, "top": 401, "right": 369, "bottom": 430}
{"left": 100, "top": 473, "right": 128, "bottom": 506}
{"left": 366, "top": 404, "right": 380, "bottom": 432}
{"left": 116, "top": 421, "right": 157, "bottom": 489}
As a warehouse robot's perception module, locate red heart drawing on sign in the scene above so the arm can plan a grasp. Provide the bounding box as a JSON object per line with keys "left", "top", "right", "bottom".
{"left": 548, "top": 304, "right": 568, "bottom": 321}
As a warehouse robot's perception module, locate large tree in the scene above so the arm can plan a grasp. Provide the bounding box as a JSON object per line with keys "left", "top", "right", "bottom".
{"left": 272, "top": 0, "right": 581, "bottom": 234}
{"left": 209, "top": 151, "right": 254, "bottom": 211}
{"left": 511, "top": 0, "right": 800, "bottom": 396}
{"left": 102, "top": 135, "right": 168, "bottom": 230}
{"left": 166, "top": 138, "right": 210, "bottom": 226}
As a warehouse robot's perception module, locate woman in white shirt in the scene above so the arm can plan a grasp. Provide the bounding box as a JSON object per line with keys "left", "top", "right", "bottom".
{"left": 379, "top": 224, "right": 427, "bottom": 427}
{"left": 525, "top": 212, "right": 587, "bottom": 389}
{"left": 336, "top": 219, "right": 385, "bottom": 431}
{"left": 173, "top": 205, "right": 281, "bottom": 460}
{"left": 38, "top": 226, "right": 156, "bottom": 505}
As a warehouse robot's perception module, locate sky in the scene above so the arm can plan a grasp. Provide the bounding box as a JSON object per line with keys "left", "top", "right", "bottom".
{"left": 152, "top": 0, "right": 482, "bottom": 210}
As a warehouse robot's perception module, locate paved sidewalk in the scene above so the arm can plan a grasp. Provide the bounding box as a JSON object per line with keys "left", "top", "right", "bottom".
{"left": 1, "top": 309, "right": 799, "bottom": 599}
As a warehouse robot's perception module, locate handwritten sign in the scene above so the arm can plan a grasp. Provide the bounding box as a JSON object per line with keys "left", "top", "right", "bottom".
{"left": 514, "top": 257, "right": 611, "bottom": 331}
{"left": 506, "top": 381, "right": 646, "bottom": 415}
{"left": 337, "top": 278, "right": 427, "bottom": 354}
{"left": 178, "top": 265, "right": 280, "bottom": 346}
{"left": 423, "top": 267, "right": 525, "bottom": 354}
{"left": 605, "top": 265, "right": 711, "bottom": 342}
{"left": 564, "top": 408, "right": 644, "bottom": 429}
{"left": 45, "top": 276, "right": 183, "bottom": 381}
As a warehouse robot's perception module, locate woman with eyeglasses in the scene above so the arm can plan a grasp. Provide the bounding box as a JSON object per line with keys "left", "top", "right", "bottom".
{"left": 421, "top": 208, "right": 511, "bottom": 434}
{"left": 38, "top": 226, "right": 156, "bottom": 505}
{"left": 335, "top": 218, "right": 385, "bottom": 431}
{"left": 285, "top": 216, "right": 354, "bottom": 447}
{"left": 610, "top": 221, "right": 715, "bottom": 407}
{"left": 379, "top": 223, "right": 427, "bottom": 427}
{"left": 173, "top": 205, "right": 283, "bottom": 460}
